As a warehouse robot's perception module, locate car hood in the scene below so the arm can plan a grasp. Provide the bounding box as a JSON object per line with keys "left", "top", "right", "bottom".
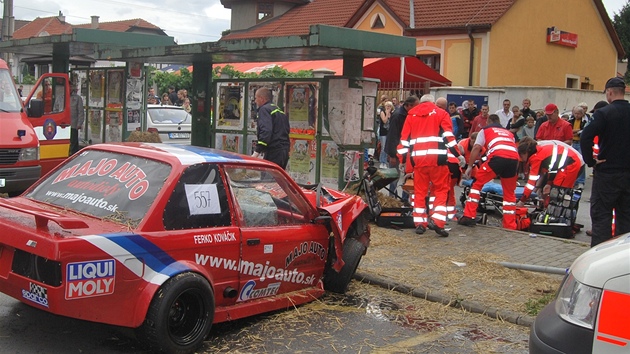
{"left": 570, "top": 233, "right": 630, "bottom": 288}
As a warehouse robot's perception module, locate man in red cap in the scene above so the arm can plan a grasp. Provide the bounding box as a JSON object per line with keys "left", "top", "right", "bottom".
{"left": 535, "top": 103, "right": 573, "bottom": 144}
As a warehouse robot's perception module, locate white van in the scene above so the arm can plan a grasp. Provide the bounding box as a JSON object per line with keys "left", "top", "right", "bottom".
{"left": 529, "top": 233, "right": 630, "bottom": 353}
{"left": 146, "top": 104, "right": 191, "bottom": 143}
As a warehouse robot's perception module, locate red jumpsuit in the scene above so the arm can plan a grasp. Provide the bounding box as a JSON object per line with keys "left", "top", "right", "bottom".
{"left": 463, "top": 124, "right": 519, "bottom": 229}
{"left": 520, "top": 141, "right": 583, "bottom": 201}
{"left": 397, "top": 102, "right": 460, "bottom": 229}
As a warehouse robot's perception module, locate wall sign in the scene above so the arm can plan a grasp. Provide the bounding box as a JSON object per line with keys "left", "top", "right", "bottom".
{"left": 547, "top": 27, "right": 578, "bottom": 48}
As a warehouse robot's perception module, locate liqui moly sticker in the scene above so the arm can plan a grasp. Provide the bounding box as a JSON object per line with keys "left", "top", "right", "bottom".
{"left": 65, "top": 259, "right": 115, "bottom": 300}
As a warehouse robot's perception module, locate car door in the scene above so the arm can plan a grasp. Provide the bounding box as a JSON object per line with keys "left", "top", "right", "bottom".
{"left": 161, "top": 163, "right": 240, "bottom": 308}
{"left": 223, "top": 165, "right": 328, "bottom": 303}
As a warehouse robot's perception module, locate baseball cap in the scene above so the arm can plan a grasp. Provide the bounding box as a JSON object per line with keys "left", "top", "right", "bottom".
{"left": 604, "top": 77, "right": 626, "bottom": 92}
{"left": 544, "top": 103, "right": 558, "bottom": 115}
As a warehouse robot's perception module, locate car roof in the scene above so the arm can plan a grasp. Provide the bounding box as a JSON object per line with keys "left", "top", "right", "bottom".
{"left": 86, "top": 143, "right": 271, "bottom": 167}
{"left": 147, "top": 104, "right": 183, "bottom": 109}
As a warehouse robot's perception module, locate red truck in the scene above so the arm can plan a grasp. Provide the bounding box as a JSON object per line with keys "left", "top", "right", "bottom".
{"left": 0, "top": 62, "right": 72, "bottom": 196}
{"left": 0, "top": 59, "right": 40, "bottom": 195}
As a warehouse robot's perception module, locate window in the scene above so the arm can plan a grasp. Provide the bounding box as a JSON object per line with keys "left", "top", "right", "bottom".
{"left": 566, "top": 77, "right": 578, "bottom": 89}
{"left": 224, "top": 166, "right": 311, "bottom": 227}
{"left": 257, "top": 2, "right": 273, "bottom": 23}
{"left": 163, "top": 164, "right": 232, "bottom": 230}
{"left": 417, "top": 54, "right": 441, "bottom": 72}
{"left": 371, "top": 14, "right": 385, "bottom": 29}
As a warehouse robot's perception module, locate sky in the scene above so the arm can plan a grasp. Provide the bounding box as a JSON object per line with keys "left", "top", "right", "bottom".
{"left": 11, "top": 0, "right": 231, "bottom": 44}
{"left": 7, "top": 0, "right": 630, "bottom": 45}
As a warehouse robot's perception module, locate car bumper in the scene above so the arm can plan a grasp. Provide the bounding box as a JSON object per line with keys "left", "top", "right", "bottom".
{"left": 0, "top": 165, "right": 41, "bottom": 194}
{"left": 529, "top": 300, "right": 593, "bottom": 354}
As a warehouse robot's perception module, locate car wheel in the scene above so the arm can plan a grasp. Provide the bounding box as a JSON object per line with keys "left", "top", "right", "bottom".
{"left": 136, "top": 272, "right": 214, "bottom": 354}
{"left": 324, "top": 237, "right": 366, "bottom": 294}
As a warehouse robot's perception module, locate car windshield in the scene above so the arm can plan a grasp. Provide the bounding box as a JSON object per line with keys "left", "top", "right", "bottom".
{"left": 0, "top": 70, "right": 22, "bottom": 112}
{"left": 25, "top": 149, "right": 171, "bottom": 228}
{"left": 148, "top": 107, "right": 191, "bottom": 124}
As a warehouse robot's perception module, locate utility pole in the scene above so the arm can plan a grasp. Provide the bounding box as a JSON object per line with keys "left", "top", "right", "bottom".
{"left": 2, "top": 0, "right": 14, "bottom": 74}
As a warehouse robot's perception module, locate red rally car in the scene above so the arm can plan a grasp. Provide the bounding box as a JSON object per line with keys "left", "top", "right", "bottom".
{"left": 0, "top": 143, "right": 370, "bottom": 353}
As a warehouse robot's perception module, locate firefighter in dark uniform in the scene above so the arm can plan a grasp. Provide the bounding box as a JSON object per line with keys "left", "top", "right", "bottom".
{"left": 253, "top": 88, "right": 290, "bottom": 169}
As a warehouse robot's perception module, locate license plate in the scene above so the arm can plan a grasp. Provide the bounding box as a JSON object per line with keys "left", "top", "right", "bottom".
{"left": 168, "top": 133, "right": 191, "bottom": 139}
{"left": 0, "top": 178, "right": 5, "bottom": 188}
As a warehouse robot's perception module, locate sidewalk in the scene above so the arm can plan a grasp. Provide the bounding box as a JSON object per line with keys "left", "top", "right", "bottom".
{"left": 355, "top": 222, "right": 591, "bottom": 327}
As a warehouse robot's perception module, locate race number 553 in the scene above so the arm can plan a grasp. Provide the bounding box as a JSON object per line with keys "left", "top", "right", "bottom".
{"left": 184, "top": 184, "right": 221, "bottom": 215}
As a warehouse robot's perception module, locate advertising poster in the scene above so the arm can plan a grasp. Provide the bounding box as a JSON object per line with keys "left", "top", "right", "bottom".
{"left": 246, "top": 134, "right": 257, "bottom": 155}
{"left": 215, "top": 133, "right": 241, "bottom": 153}
{"left": 320, "top": 140, "right": 339, "bottom": 188}
{"left": 128, "top": 62, "right": 143, "bottom": 78}
{"left": 287, "top": 138, "right": 316, "bottom": 185}
{"left": 127, "top": 109, "right": 141, "bottom": 132}
{"left": 217, "top": 84, "right": 244, "bottom": 130}
{"left": 247, "top": 82, "right": 281, "bottom": 131}
{"left": 286, "top": 82, "right": 318, "bottom": 136}
{"left": 88, "top": 70, "right": 104, "bottom": 108}
{"left": 105, "top": 110, "right": 122, "bottom": 142}
{"left": 126, "top": 78, "right": 143, "bottom": 110}
{"left": 107, "top": 70, "right": 124, "bottom": 104}
{"left": 88, "top": 109, "right": 103, "bottom": 144}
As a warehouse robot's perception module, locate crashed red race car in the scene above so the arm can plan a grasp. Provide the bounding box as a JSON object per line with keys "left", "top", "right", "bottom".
{"left": 0, "top": 143, "right": 370, "bottom": 353}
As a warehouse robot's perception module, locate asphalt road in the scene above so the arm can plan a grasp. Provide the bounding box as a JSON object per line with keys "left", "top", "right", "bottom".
{"left": 0, "top": 282, "right": 529, "bottom": 353}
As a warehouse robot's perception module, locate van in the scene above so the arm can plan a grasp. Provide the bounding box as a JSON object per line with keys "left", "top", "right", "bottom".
{"left": 0, "top": 59, "right": 40, "bottom": 195}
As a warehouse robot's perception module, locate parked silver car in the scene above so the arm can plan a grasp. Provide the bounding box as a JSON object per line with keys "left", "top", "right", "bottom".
{"left": 146, "top": 104, "right": 191, "bottom": 143}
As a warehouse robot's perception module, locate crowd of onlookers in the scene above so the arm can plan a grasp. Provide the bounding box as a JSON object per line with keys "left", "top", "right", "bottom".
{"left": 147, "top": 86, "right": 192, "bottom": 113}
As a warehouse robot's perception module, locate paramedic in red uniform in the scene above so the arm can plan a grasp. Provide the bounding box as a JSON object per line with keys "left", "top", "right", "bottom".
{"left": 397, "top": 95, "right": 465, "bottom": 237}
{"left": 459, "top": 114, "right": 519, "bottom": 229}
{"left": 516, "top": 137, "right": 584, "bottom": 203}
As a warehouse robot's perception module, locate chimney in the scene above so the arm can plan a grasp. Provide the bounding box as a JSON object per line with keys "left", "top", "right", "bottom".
{"left": 91, "top": 16, "right": 99, "bottom": 29}
{"left": 58, "top": 11, "right": 65, "bottom": 23}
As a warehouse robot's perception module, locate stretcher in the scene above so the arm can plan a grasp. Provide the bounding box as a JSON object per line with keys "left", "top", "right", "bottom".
{"left": 460, "top": 179, "right": 580, "bottom": 238}
{"left": 459, "top": 179, "right": 538, "bottom": 212}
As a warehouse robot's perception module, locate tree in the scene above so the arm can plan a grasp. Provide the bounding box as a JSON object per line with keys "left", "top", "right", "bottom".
{"left": 153, "top": 67, "right": 193, "bottom": 95}
{"left": 612, "top": 1, "right": 630, "bottom": 82}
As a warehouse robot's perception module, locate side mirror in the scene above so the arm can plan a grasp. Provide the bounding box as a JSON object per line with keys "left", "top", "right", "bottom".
{"left": 312, "top": 215, "right": 332, "bottom": 225}
{"left": 27, "top": 99, "right": 44, "bottom": 118}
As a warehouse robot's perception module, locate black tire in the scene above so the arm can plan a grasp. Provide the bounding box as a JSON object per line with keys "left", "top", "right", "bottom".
{"left": 324, "top": 237, "right": 366, "bottom": 294}
{"left": 136, "top": 273, "right": 214, "bottom": 354}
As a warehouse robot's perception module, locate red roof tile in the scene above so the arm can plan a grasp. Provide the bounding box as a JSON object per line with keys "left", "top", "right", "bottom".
{"left": 13, "top": 17, "right": 73, "bottom": 39}
{"left": 13, "top": 17, "right": 164, "bottom": 40}
{"left": 223, "top": 0, "right": 516, "bottom": 40}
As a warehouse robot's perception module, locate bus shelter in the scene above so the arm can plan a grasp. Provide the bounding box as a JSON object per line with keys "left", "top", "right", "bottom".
{"left": 0, "top": 25, "right": 416, "bottom": 189}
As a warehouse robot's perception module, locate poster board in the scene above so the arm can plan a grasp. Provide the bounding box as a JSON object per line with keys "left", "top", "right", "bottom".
{"left": 287, "top": 138, "right": 316, "bottom": 185}
{"left": 247, "top": 82, "right": 281, "bottom": 131}
{"left": 326, "top": 78, "right": 362, "bottom": 146}
{"left": 285, "top": 82, "right": 319, "bottom": 136}
{"left": 216, "top": 83, "right": 244, "bottom": 130}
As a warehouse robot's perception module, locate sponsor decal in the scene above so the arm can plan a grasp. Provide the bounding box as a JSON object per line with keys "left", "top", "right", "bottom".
{"left": 193, "top": 230, "right": 236, "bottom": 244}
{"left": 285, "top": 241, "right": 326, "bottom": 267}
{"left": 22, "top": 283, "right": 48, "bottom": 307}
{"left": 264, "top": 244, "right": 273, "bottom": 254}
{"left": 52, "top": 158, "right": 150, "bottom": 200}
{"left": 238, "top": 280, "right": 280, "bottom": 302}
{"left": 195, "top": 254, "right": 316, "bottom": 285}
{"left": 66, "top": 259, "right": 115, "bottom": 300}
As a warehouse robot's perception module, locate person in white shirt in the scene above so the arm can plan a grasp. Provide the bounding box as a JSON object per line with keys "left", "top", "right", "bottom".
{"left": 495, "top": 99, "right": 514, "bottom": 128}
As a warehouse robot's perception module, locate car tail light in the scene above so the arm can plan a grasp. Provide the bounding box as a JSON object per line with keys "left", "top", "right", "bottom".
{"left": 555, "top": 272, "right": 602, "bottom": 329}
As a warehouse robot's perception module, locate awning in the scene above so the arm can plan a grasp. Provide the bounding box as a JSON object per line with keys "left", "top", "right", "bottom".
{"left": 185, "top": 57, "right": 450, "bottom": 87}
{"left": 363, "top": 57, "right": 451, "bottom": 87}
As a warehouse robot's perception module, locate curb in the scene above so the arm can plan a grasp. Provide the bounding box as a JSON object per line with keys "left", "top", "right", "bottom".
{"left": 354, "top": 271, "right": 535, "bottom": 327}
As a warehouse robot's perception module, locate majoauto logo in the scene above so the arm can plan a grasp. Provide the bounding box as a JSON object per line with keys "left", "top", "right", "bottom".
{"left": 238, "top": 280, "right": 280, "bottom": 302}
{"left": 65, "top": 259, "right": 115, "bottom": 300}
{"left": 22, "top": 282, "right": 49, "bottom": 308}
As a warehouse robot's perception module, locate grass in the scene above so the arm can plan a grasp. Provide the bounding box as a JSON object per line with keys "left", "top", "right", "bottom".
{"left": 525, "top": 292, "right": 556, "bottom": 316}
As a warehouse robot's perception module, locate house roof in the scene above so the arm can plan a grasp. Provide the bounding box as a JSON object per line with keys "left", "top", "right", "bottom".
{"left": 222, "top": 0, "right": 516, "bottom": 40}
{"left": 221, "top": 0, "right": 624, "bottom": 58}
{"left": 13, "top": 16, "right": 166, "bottom": 40}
